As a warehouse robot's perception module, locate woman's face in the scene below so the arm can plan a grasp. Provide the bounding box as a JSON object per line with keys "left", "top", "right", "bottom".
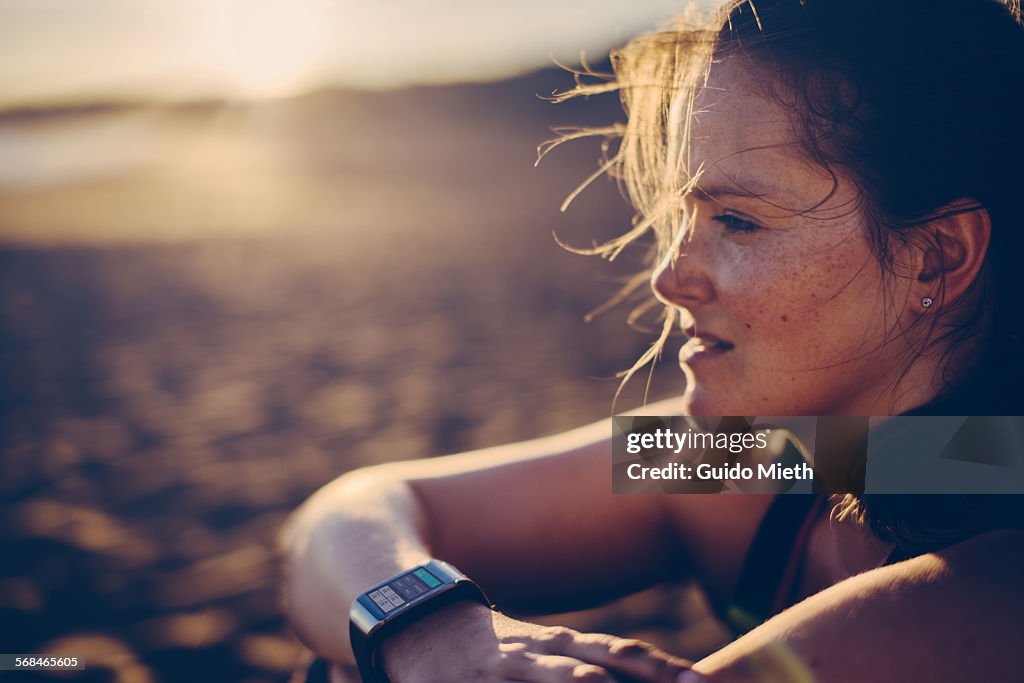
{"left": 652, "top": 58, "right": 923, "bottom": 416}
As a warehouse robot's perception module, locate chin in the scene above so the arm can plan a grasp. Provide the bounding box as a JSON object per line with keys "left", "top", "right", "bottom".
{"left": 685, "top": 383, "right": 765, "bottom": 416}
{"left": 683, "top": 385, "right": 724, "bottom": 416}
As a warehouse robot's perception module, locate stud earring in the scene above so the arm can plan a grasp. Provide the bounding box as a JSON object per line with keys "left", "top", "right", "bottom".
{"left": 921, "top": 296, "right": 934, "bottom": 308}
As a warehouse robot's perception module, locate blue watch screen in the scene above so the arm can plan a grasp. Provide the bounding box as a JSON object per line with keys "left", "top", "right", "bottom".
{"left": 368, "top": 568, "right": 442, "bottom": 614}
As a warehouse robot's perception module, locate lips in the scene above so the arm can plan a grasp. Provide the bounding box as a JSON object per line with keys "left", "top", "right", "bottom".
{"left": 690, "top": 337, "right": 734, "bottom": 351}
{"left": 680, "top": 329, "right": 734, "bottom": 362}
{"left": 682, "top": 327, "right": 734, "bottom": 349}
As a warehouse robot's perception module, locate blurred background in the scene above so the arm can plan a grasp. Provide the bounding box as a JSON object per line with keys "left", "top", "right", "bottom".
{"left": 0, "top": 1, "right": 724, "bottom": 681}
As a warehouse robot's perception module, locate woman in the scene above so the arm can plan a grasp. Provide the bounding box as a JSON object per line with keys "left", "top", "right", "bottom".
{"left": 282, "top": 1, "right": 1024, "bottom": 681}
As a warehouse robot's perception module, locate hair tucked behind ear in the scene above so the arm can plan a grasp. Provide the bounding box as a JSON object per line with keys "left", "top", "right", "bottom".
{"left": 715, "top": 0, "right": 1024, "bottom": 398}
{"left": 550, "top": 0, "right": 1024, "bottom": 406}
{"left": 549, "top": 0, "right": 1024, "bottom": 551}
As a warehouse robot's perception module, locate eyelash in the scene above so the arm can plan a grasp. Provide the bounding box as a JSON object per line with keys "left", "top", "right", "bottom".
{"left": 711, "top": 213, "right": 762, "bottom": 233}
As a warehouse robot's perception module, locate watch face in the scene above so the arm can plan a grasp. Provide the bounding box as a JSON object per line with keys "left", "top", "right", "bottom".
{"left": 366, "top": 567, "right": 443, "bottom": 614}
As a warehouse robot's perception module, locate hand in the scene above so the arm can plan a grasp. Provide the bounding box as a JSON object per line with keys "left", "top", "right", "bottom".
{"left": 379, "top": 601, "right": 698, "bottom": 683}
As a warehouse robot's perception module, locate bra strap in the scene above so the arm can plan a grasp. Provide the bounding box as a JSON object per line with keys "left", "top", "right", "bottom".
{"left": 726, "top": 495, "right": 827, "bottom": 635}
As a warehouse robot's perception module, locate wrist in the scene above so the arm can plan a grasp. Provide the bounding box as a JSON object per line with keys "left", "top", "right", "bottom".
{"left": 382, "top": 599, "right": 492, "bottom": 647}
{"left": 349, "top": 560, "right": 492, "bottom": 683}
{"left": 380, "top": 600, "right": 493, "bottom": 665}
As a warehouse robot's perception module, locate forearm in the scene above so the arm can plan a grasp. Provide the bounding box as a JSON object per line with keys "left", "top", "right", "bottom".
{"left": 280, "top": 466, "right": 434, "bottom": 663}
{"left": 277, "top": 398, "right": 689, "bottom": 665}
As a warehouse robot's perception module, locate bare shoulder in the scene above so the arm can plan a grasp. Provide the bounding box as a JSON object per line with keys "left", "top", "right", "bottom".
{"left": 931, "top": 526, "right": 1024, "bottom": 568}
{"left": 695, "top": 528, "right": 1024, "bottom": 683}
{"left": 906, "top": 527, "right": 1024, "bottom": 605}
{"left": 873, "top": 527, "right": 1024, "bottom": 603}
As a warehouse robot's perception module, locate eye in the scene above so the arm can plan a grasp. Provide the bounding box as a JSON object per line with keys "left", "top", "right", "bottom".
{"left": 712, "top": 213, "right": 762, "bottom": 233}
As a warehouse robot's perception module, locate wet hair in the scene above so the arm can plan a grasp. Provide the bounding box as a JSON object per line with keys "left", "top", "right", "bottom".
{"left": 551, "top": 0, "right": 1024, "bottom": 550}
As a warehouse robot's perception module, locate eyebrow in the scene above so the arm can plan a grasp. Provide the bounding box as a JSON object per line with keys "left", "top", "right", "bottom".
{"left": 691, "top": 169, "right": 790, "bottom": 199}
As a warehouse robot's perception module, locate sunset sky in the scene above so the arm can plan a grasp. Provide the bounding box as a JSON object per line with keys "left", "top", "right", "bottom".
{"left": 0, "top": 0, "right": 684, "bottom": 107}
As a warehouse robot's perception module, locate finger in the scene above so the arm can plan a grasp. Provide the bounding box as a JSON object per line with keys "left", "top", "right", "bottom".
{"left": 555, "top": 633, "right": 694, "bottom": 683}
{"left": 497, "top": 647, "right": 617, "bottom": 683}
{"left": 519, "top": 626, "right": 582, "bottom": 655}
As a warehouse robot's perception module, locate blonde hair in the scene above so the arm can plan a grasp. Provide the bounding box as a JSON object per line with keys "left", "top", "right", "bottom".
{"left": 545, "top": 0, "right": 1024, "bottom": 407}
{"left": 547, "top": 0, "right": 1024, "bottom": 553}
{"left": 542, "top": 7, "right": 730, "bottom": 402}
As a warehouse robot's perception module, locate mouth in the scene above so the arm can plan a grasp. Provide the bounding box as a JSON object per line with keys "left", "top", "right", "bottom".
{"left": 680, "top": 331, "right": 735, "bottom": 362}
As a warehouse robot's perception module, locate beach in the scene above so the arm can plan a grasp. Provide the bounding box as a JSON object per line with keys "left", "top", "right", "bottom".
{"left": 0, "top": 70, "right": 724, "bottom": 682}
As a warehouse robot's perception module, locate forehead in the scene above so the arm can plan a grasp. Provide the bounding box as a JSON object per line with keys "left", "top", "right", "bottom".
{"left": 682, "top": 57, "right": 839, "bottom": 207}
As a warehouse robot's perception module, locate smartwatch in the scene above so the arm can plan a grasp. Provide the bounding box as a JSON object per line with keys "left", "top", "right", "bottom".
{"left": 349, "top": 559, "right": 492, "bottom": 683}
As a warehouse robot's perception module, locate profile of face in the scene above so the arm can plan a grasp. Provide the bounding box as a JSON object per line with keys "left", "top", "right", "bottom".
{"left": 651, "top": 57, "right": 929, "bottom": 417}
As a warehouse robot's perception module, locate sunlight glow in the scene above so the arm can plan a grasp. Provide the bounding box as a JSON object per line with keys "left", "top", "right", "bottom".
{"left": 191, "top": 0, "right": 335, "bottom": 99}
{"left": 0, "top": 0, "right": 678, "bottom": 107}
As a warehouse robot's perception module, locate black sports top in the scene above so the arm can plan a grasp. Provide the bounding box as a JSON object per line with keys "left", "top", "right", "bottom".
{"left": 722, "top": 495, "right": 913, "bottom": 636}
{"left": 722, "top": 360, "right": 1024, "bottom": 638}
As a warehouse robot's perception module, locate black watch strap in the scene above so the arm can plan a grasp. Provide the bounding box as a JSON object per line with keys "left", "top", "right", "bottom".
{"left": 349, "top": 560, "right": 492, "bottom": 683}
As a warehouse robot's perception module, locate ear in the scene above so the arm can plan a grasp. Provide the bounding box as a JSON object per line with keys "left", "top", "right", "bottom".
{"left": 915, "top": 200, "right": 991, "bottom": 309}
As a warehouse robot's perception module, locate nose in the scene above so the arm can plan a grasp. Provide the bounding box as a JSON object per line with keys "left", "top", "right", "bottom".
{"left": 650, "top": 246, "right": 717, "bottom": 309}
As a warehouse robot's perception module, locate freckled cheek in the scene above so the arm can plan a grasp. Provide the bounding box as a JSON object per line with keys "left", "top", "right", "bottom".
{"left": 714, "top": 251, "right": 828, "bottom": 326}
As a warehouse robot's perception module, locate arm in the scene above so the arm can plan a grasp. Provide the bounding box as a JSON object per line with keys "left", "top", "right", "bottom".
{"left": 699, "top": 529, "right": 1024, "bottom": 682}
{"left": 561, "top": 529, "right": 1024, "bottom": 682}
{"left": 280, "top": 397, "right": 772, "bottom": 666}
{"left": 280, "top": 399, "right": 678, "bottom": 664}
